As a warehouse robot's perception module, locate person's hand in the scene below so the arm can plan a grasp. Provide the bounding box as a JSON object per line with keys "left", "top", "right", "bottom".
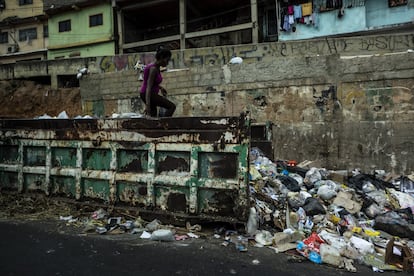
{"left": 160, "top": 87, "right": 167, "bottom": 96}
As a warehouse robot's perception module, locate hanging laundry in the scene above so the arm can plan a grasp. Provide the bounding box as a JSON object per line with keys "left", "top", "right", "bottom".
{"left": 283, "top": 15, "right": 291, "bottom": 31}
{"left": 293, "top": 5, "right": 302, "bottom": 19}
{"left": 302, "top": 2, "right": 313, "bottom": 16}
{"left": 288, "top": 5, "right": 294, "bottom": 15}
{"left": 288, "top": 14, "right": 295, "bottom": 25}
{"left": 312, "top": 11, "right": 319, "bottom": 29}
{"left": 280, "top": 7, "right": 288, "bottom": 31}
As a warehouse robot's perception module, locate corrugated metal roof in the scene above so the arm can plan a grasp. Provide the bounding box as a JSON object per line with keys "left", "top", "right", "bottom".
{"left": 44, "top": 0, "right": 110, "bottom": 14}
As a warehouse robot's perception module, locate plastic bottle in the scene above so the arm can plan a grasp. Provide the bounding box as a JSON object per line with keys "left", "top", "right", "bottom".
{"left": 246, "top": 207, "right": 258, "bottom": 235}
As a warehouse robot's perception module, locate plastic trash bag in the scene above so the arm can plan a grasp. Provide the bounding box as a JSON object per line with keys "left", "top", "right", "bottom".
{"left": 374, "top": 211, "right": 414, "bottom": 239}
{"left": 317, "top": 180, "right": 338, "bottom": 200}
{"left": 150, "top": 229, "right": 175, "bottom": 241}
{"left": 276, "top": 175, "right": 300, "bottom": 192}
{"left": 347, "top": 173, "right": 394, "bottom": 191}
{"left": 302, "top": 197, "right": 326, "bottom": 216}
{"left": 304, "top": 167, "right": 322, "bottom": 186}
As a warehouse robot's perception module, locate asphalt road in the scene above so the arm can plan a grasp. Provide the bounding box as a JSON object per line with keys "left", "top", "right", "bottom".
{"left": 0, "top": 219, "right": 411, "bottom": 276}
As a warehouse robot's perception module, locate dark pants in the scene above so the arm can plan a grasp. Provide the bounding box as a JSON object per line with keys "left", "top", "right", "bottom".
{"left": 140, "top": 92, "right": 176, "bottom": 117}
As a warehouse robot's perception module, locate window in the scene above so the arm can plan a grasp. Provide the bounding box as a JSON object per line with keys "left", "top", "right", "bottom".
{"left": 265, "top": 8, "right": 277, "bottom": 37}
{"left": 313, "top": 0, "right": 366, "bottom": 12}
{"left": 19, "top": 0, "right": 33, "bottom": 5}
{"left": 19, "top": 28, "right": 37, "bottom": 41}
{"left": 59, "top": 20, "right": 71, "bottom": 32}
{"left": 43, "top": 25, "right": 48, "bottom": 38}
{"left": 0, "top": 32, "right": 8, "bottom": 44}
{"left": 89, "top": 14, "right": 103, "bottom": 27}
{"left": 389, "top": 0, "right": 407, "bottom": 7}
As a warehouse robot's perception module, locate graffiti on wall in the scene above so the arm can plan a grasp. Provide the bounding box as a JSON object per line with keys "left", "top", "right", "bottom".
{"left": 279, "top": 34, "right": 413, "bottom": 56}
{"left": 98, "top": 52, "right": 184, "bottom": 73}
{"left": 96, "top": 34, "right": 413, "bottom": 70}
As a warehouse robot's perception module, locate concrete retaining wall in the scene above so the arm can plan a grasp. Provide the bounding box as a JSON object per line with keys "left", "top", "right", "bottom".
{"left": 80, "top": 50, "right": 414, "bottom": 175}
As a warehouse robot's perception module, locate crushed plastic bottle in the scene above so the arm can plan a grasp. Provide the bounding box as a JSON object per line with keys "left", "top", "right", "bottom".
{"left": 246, "top": 207, "right": 258, "bottom": 235}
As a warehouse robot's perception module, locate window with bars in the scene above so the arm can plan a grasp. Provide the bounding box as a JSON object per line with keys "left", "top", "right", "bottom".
{"left": 43, "top": 25, "right": 48, "bottom": 38}
{"left": 0, "top": 32, "right": 8, "bottom": 44}
{"left": 388, "top": 0, "right": 407, "bottom": 7}
{"left": 59, "top": 20, "right": 71, "bottom": 32}
{"left": 89, "top": 14, "right": 103, "bottom": 27}
{"left": 19, "top": 28, "right": 37, "bottom": 41}
{"left": 313, "top": 0, "right": 366, "bottom": 11}
{"left": 19, "top": 0, "right": 33, "bottom": 5}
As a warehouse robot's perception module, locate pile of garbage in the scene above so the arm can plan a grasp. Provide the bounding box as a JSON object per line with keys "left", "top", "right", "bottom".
{"left": 247, "top": 147, "right": 414, "bottom": 272}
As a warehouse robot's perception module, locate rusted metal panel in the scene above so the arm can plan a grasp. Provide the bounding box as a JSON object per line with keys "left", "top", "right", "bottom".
{"left": 0, "top": 114, "right": 250, "bottom": 222}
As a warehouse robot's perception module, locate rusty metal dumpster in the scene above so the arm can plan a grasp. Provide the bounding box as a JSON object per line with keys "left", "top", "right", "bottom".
{"left": 0, "top": 114, "right": 250, "bottom": 223}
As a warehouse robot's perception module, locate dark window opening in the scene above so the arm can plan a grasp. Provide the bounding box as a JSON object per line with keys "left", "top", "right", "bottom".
{"left": 26, "top": 76, "right": 51, "bottom": 85}
{"left": 186, "top": 0, "right": 251, "bottom": 33}
{"left": 59, "top": 20, "right": 71, "bottom": 32}
{"left": 123, "top": 0, "right": 179, "bottom": 44}
{"left": 57, "top": 75, "right": 79, "bottom": 88}
{"left": 43, "top": 25, "right": 48, "bottom": 38}
{"left": 19, "top": 28, "right": 37, "bottom": 41}
{"left": 389, "top": 0, "right": 407, "bottom": 7}
{"left": 90, "top": 14, "right": 103, "bottom": 27}
{"left": 313, "top": 0, "right": 366, "bottom": 12}
{"left": 0, "top": 32, "right": 8, "bottom": 44}
{"left": 19, "top": 0, "right": 32, "bottom": 5}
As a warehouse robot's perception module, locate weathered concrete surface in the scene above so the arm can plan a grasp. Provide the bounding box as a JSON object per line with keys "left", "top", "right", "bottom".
{"left": 1, "top": 32, "right": 413, "bottom": 87}
{"left": 80, "top": 49, "right": 414, "bottom": 175}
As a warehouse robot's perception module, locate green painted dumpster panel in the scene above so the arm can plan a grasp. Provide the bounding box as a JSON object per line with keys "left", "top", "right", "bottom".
{"left": 50, "top": 176, "right": 77, "bottom": 197}
{"left": 0, "top": 115, "right": 251, "bottom": 223}
{"left": 198, "top": 152, "right": 238, "bottom": 179}
{"left": 24, "top": 173, "right": 46, "bottom": 192}
{"left": 52, "top": 148, "right": 77, "bottom": 167}
{"left": 0, "top": 172, "right": 18, "bottom": 190}
{"left": 156, "top": 151, "right": 190, "bottom": 175}
{"left": 24, "top": 146, "right": 46, "bottom": 166}
{"left": 116, "top": 181, "right": 148, "bottom": 207}
{"left": 0, "top": 146, "right": 19, "bottom": 164}
{"left": 154, "top": 185, "right": 190, "bottom": 213}
{"left": 198, "top": 188, "right": 238, "bottom": 216}
{"left": 82, "top": 149, "right": 111, "bottom": 170}
{"left": 82, "top": 178, "right": 110, "bottom": 201}
{"left": 117, "top": 150, "right": 148, "bottom": 173}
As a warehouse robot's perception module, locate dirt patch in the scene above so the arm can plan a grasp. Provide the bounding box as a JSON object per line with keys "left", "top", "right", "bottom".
{"left": 0, "top": 80, "right": 82, "bottom": 119}
{"left": 0, "top": 192, "right": 79, "bottom": 220}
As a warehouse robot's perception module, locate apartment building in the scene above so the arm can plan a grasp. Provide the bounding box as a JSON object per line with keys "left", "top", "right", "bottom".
{"left": 0, "top": 0, "right": 48, "bottom": 64}
{"left": 44, "top": 0, "right": 116, "bottom": 60}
